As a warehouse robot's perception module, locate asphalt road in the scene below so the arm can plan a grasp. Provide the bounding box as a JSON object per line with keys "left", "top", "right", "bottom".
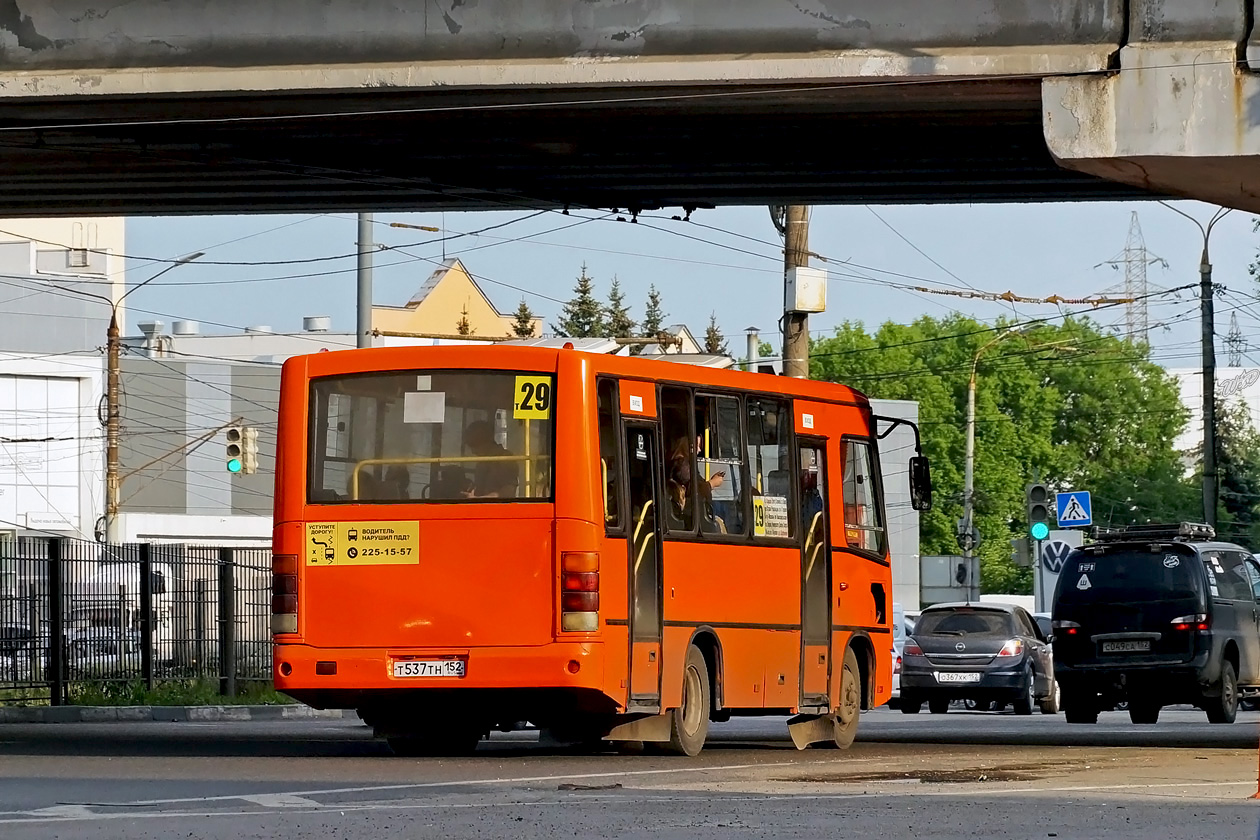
{"left": 0, "top": 707, "right": 1257, "bottom": 839}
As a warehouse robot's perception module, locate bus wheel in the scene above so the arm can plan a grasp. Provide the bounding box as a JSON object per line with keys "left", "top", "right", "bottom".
{"left": 832, "top": 647, "right": 862, "bottom": 749}
{"left": 666, "top": 645, "right": 711, "bottom": 756}
{"left": 386, "top": 725, "right": 483, "bottom": 757}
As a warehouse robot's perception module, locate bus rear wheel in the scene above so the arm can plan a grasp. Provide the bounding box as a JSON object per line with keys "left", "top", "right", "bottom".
{"left": 666, "top": 645, "right": 711, "bottom": 756}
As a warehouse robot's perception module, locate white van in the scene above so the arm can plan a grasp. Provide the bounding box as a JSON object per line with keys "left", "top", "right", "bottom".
{"left": 890, "top": 601, "right": 906, "bottom": 704}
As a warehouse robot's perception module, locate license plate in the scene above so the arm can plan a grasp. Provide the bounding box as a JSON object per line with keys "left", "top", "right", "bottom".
{"left": 935, "top": 672, "right": 981, "bottom": 683}
{"left": 1102, "top": 640, "right": 1150, "bottom": 653}
{"left": 392, "top": 659, "right": 466, "bottom": 678}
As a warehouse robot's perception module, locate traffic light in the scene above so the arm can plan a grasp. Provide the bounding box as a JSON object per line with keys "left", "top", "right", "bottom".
{"left": 1010, "top": 537, "right": 1032, "bottom": 568}
{"left": 241, "top": 427, "right": 259, "bottom": 475}
{"left": 1026, "top": 483, "right": 1050, "bottom": 540}
{"left": 225, "top": 425, "right": 243, "bottom": 473}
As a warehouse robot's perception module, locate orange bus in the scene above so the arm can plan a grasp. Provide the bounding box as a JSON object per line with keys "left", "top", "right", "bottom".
{"left": 271, "top": 344, "right": 931, "bottom": 755}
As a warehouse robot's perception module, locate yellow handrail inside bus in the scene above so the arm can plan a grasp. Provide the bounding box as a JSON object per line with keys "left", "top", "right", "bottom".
{"left": 634, "top": 532, "right": 656, "bottom": 575}
{"left": 632, "top": 500, "right": 655, "bottom": 545}
{"left": 803, "top": 512, "right": 824, "bottom": 578}
{"left": 350, "top": 454, "right": 551, "bottom": 499}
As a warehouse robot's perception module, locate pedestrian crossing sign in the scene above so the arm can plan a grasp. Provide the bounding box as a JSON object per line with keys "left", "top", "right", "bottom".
{"left": 1055, "top": 491, "right": 1092, "bottom": 527}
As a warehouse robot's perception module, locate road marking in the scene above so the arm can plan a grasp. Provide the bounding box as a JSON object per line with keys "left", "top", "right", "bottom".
{"left": 239, "top": 793, "right": 324, "bottom": 808}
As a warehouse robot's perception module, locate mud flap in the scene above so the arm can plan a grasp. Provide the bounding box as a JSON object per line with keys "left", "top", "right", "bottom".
{"left": 603, "top": 712, "right": 672, "bottom": 743}
{"left": 787, "top": 713, "right": 836, "bottom": 750}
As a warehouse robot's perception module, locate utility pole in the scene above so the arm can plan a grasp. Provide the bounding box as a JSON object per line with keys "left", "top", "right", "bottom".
{"left": 1162, "top": 203, "right": 1231, "bottom": 529}
{"left": 104, "top": 313, "right": 121, "bottom": 541}
{"left": 782, "top": 206, "right": 810, "bottom": 379}
{"left": 102, "top": 251, "right": 204, "bottom": 543}
{"left": 357, "top": 213, "right": 374, "bottom": 350}
{"left": 1200, "top": 243, "right": 1218, "bottom": 529}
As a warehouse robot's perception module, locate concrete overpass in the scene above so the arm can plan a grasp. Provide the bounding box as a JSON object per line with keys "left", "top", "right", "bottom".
{"left": 0, "top": 1, "right": 1254, "bottom": 215}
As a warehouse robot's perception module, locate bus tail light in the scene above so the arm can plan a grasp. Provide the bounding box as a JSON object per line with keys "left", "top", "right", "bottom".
{"left": 560, "top": 552, "right": 598, "bottom": 632}
{"left": 272, "top": 554, "right": 298, "bottom": 635}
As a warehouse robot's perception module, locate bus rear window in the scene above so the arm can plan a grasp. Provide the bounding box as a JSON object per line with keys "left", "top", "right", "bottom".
{"left": 308, "top": 371, "right": 554, "bottom": 503}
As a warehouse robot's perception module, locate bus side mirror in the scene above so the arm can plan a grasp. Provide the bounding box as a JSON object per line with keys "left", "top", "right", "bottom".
{"left": 909, "top": 456, "right": 932, "bottom": 511}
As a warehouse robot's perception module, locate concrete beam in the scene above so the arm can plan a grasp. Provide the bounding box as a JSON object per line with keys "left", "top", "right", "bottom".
{"left": 1044, "top": 1, "right": 1260, "bottom": 212}
{"left": 0, "top": 1, "right": 1123, "bottom": 98}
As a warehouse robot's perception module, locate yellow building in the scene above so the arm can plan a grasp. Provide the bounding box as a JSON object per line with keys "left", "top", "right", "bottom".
{"left": 372, "top": 258, "right": 542, "bottom": 338}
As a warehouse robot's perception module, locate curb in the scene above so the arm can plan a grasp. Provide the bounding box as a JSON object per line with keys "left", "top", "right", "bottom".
{"left": 0, "top": 705, "right": 350, "bottom": 724}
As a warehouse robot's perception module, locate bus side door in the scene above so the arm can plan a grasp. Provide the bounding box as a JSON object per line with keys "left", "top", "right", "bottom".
{"left": 798, "top": 440, "right": 831, "bottom": 708}
{"left": 625, "top": 423, "right": 663, "bottom": 710}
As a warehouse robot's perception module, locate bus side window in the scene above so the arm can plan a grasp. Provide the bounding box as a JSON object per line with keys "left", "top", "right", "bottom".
{"left": 694, "top": 394, "right": 746, "bottom": 535}
{"left": 842, "top": 439, "right": 886, "bottom": 554}
{"left": 661, "top": 386, "right": 696, "bottom": 533}
{"left": 746, "top": 398, "right": 795, "bottom": 539}
{"left": 597, "top": 379, "right": 622, "bottom": 531}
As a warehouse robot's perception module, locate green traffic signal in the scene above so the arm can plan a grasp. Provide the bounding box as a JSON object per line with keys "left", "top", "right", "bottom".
{"left": 1030, "top": 521, "right": 1050, "bottom": 540}
{"left": 227, "top": 457, "right": 243, "bottom": 473}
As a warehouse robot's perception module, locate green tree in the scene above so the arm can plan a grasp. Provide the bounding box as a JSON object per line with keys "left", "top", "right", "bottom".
{"left": 640, "top": 284, "right": 666, "bottom": 340}
{"left": 703, "top": 312, "right": 729, "bottom": 355}
{"left": 509, "top": 299, "right": 537, "bottom": 337}
{"left": 455, "top": 304, "right": 474, "bottom": 336}
{"left": 552, "top": 263, "right": 606, "bottom": 338}
{"left": 810, "top": 314, "right": 1196, "bottom": 595}
{"left": 605, "top": 277, "right": 636, "bottom": 339}
{"left": 1209, "top": 398, "right": 1260, "bottom": 544}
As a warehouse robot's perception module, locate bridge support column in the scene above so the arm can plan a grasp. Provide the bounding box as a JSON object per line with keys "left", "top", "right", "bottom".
{"left": 1043, "top": 3, "right": 1260, "bottom": 213}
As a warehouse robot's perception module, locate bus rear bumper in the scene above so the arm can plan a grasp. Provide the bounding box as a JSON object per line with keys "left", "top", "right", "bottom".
{"left": 272, "top": 641, "right": 609, "bottom": 709}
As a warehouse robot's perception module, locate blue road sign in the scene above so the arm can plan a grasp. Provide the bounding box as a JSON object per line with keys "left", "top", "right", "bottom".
{"left": 1055, "top": 491, "right": 1092, "bottom": 527}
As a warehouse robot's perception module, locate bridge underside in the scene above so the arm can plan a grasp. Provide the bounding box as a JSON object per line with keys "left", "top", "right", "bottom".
{"left": 0, "top": 79, "right": 1153, "bottom": 217}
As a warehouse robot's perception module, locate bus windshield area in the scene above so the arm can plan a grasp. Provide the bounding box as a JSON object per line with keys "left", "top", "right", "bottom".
{"left": 308, "top": 370, "right": 554, "bottom": 503}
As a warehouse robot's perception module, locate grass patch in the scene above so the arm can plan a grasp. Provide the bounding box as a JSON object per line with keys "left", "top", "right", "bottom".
{"left": 68, "top": 679, "right": 295, "bottom": 707}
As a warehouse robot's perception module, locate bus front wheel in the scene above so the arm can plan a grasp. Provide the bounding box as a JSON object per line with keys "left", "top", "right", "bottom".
{"left": 666, "top": 645, "right": 711, "bottom": 757}
{"left": 832, "top": 647, "right": 862, "bottom": 749}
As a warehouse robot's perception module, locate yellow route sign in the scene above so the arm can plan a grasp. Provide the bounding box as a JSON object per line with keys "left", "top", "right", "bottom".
{"left": 305, "top": 521, "right": 419, "bottom": 567}
{"left": 513, "top": 375, "right": 553, "bottom": 420}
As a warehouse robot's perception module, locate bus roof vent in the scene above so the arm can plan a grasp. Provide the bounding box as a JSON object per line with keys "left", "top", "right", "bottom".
{"left": 1091, "top": 522, "right": 1216, "bottom": 543}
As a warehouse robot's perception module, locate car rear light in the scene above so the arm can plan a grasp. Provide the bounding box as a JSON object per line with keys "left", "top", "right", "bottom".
{"left": 560, "top": 552, "right": 598, "bottom": 633}
{"left": 271, "top": 554, "right": 298, "bottom": 635}
{"left": 1171, "top": 613, "right": 1209, "bottom": 631}
{"left": 893, "top": 655, "right": 902, "bottom": 675}
{"left": 1052, "top": 619, "right": 1081, "bottom": 636}
{"left": 997, "top": 639, "right": 1023, "bottom": 657}
{"left": 903, "top": 640, "right": 923, "bottom": 656}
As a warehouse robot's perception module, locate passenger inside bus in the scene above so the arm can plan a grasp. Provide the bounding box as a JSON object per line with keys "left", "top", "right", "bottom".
{"left": 462, "top": 420, "right": 519, "bottom": 499}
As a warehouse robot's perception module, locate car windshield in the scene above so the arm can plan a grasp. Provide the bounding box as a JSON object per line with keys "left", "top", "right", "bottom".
{"left": 1056, "top": 548, "right": 1202, "bottom": 604}
{"left": 914, "top": 609, "right": 1015, "bottom": 637}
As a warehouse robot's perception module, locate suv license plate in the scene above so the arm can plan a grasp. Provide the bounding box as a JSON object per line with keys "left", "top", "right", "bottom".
{"left": 1101, "top": 640, "right": 1150, "bottom": 653}
{"left": 392, "top": 660, "right": 466, "bottom": 678}
{"left": 936, "top": 672, "right": 981, "bottom": 683}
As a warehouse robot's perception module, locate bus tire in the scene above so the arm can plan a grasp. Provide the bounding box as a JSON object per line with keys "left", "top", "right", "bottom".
{"left": 666, "top": 645, "right": 711, "bottom": 757}
{"left": 832, "top": 647, "right": 862, "bottom": 749}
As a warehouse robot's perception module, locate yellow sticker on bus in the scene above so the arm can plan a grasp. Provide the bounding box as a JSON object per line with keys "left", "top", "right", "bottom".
{"left": 513, "top": 375, "right": 553, "bottom": 420}
{"left": 305, "top": 521, "right": 419, "bottom": 566}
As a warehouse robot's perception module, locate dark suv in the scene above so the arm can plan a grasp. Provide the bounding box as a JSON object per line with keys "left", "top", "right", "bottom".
{"left": 1052, "top": 522, "right": 1260, "bottom": 725}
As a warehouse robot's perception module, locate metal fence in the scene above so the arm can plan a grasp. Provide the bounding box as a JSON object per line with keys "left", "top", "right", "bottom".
{"left": 0, "top": 537, "right": 271, "bottom": 704}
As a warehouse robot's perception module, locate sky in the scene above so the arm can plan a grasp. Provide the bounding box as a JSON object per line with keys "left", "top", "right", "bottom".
{"left": 121, "top": 200, "right": 1260, "bottom": 372}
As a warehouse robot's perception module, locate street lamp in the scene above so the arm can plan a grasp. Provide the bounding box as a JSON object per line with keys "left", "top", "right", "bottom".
{"left": 960, "top": 327, "right": 1076, "bottom": 575}
{"left": 103, "top": 252, "right": 205, "bottom": 542}
{"left": 1160, "top": 202, "right": 1232, "bottom": 529}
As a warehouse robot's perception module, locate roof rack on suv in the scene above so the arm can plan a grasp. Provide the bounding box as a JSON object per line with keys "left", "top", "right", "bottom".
{"left": 1090, "top": 522, "right": 1215, "bottom": 543}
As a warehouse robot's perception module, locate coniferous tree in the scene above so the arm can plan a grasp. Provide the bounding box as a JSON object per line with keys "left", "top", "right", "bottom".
{"left": 552, "top": 263, "right": 606, "bottom": 338}
{"left": 703, "top": 312, "right": 729, "bottom": 355}
{"left": 605, "top": 277, "right": 636, "bottom": 339}
{"left": 639, "top": 284, "right": 666, "bottom": 341}
{"left": 510, "top": 299, "right": 538, "bottom": 337}
{"left": 455, "top": 304, "right": 474, "bottom": 336}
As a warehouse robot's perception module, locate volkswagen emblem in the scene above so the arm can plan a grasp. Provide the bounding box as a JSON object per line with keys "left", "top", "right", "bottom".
{"left": 955, "top": 642, "right": 966, "bottom": 652}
